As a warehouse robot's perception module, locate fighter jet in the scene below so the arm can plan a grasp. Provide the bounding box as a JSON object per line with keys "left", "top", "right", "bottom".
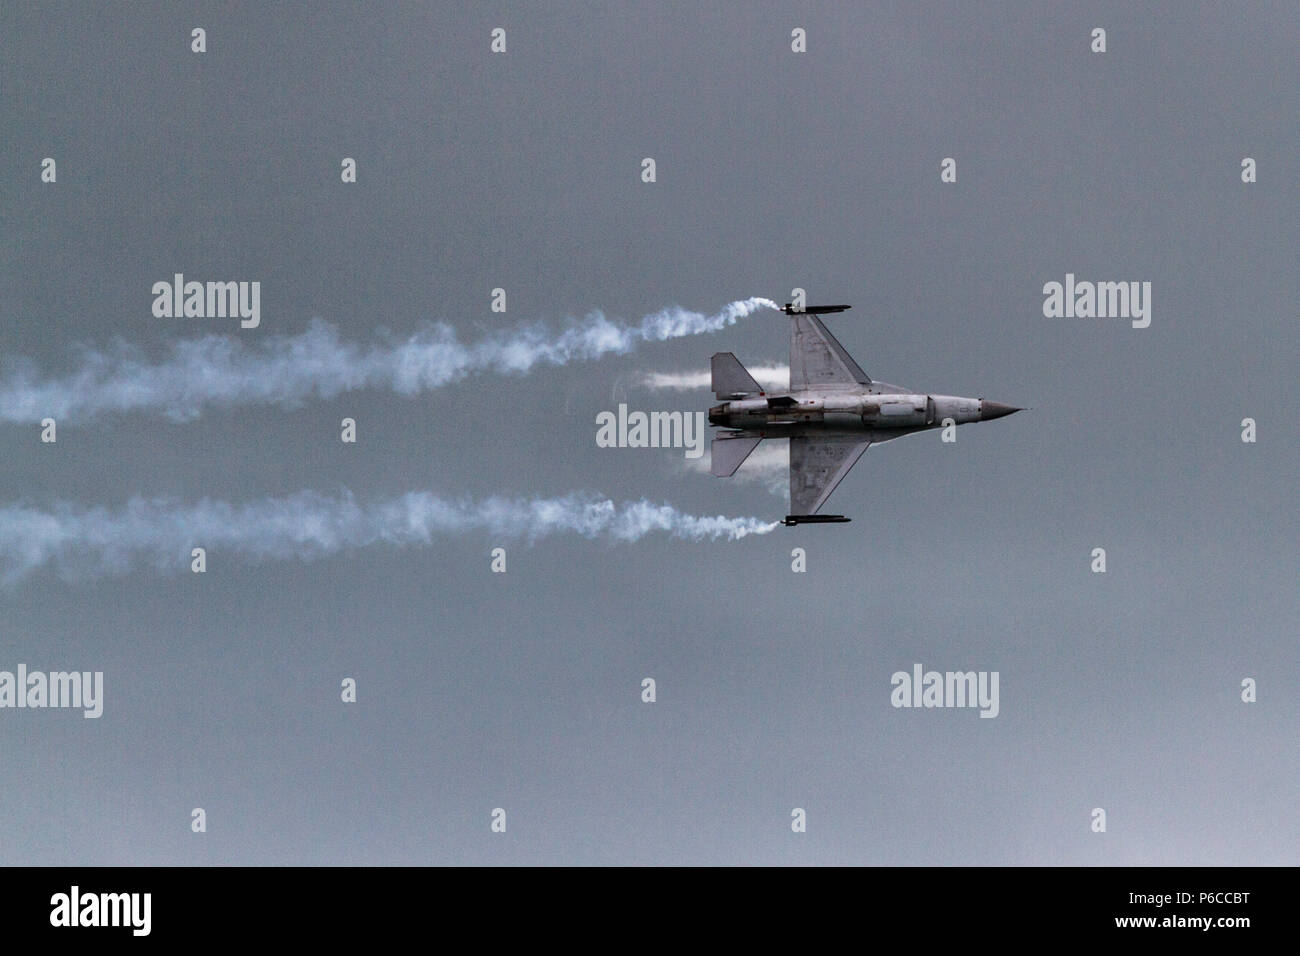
{"left": 708, "top": 304, "right": 1022, "bottom": 526}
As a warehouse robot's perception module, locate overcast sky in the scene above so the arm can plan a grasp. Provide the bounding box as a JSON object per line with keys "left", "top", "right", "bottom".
{"left": 1, "top": 1, "right": 1297, "bottom": 864}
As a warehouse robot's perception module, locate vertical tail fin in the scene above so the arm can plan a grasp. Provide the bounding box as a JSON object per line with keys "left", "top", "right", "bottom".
{"left": 711, "top": 352, "right": 762, "bottom": 399}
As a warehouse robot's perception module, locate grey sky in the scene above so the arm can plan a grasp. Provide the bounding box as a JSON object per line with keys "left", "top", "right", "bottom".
{"left": 1, "top": 1, "right": 1296, "bottom": 864}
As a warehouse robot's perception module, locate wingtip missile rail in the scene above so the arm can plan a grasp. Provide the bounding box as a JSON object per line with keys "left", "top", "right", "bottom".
{"left": 781, "top": 304, "right": 851, "bottom": 315}
{"left": 781, "top": 514, "right": 851, "bottom": 527}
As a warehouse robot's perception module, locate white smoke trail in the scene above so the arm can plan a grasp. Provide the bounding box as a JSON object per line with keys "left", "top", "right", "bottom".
{"left": 0, "top": 298, "right": 779, "bottom": 424}
{"left": 0, "top": 490, "right": 780, "bottom": 583}
{"left": 639, "top": 364, "right": 789, "bottom": 391}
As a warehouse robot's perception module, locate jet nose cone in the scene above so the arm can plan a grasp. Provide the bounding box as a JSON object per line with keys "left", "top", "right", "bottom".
{"left": 979, "top": 400, "right": 1022, "bottom": 421}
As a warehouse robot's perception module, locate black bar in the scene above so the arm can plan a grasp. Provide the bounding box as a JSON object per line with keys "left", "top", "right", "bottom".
{"left": 0, "top": 866, "right": 1276, "bottom": 943}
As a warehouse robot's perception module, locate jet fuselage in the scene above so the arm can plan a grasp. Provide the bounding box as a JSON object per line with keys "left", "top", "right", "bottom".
{"left": 709, "top": 391, "right": 1017, "bottom": 437}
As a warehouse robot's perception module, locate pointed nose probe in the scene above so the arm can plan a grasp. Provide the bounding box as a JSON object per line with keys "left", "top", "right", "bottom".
{"left": 979, "top": 400, "right": 1022, "bottom": 421}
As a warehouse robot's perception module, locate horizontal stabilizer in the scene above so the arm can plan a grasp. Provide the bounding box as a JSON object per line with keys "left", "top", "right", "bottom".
{"left": 711, "top": 352, "right": 762, "bottom": 399}
{"left": 711, "top": 435, "right": 763, "bottom": 477}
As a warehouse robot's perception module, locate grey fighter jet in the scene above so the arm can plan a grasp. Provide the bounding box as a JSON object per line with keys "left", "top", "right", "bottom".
{"left": 708, "top": 304, "right": 1022, "bottom": 526}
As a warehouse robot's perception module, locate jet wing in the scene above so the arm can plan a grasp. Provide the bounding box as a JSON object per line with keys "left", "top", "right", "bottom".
{"left": 789, "top": 312, "right": 871, "bottom": 391}
{"left": 789, "top": 434, "right": 871, "bottom": 516}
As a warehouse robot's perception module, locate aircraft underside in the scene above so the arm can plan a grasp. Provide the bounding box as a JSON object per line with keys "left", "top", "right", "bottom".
{"left": 707, "top": 304, "right": 1021, "bottom": 523}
